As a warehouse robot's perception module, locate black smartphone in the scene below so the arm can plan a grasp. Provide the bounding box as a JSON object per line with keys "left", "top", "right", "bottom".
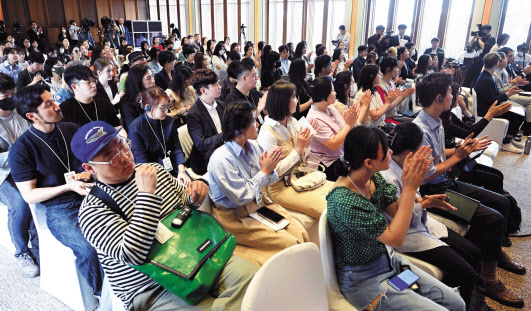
{"left": 257, "top": 206, "right": 285, "bottom": 223}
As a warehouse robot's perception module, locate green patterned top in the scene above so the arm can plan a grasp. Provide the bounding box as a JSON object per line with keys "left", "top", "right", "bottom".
{"left": 326, "top": 172, "right": 397, "bottom": 266}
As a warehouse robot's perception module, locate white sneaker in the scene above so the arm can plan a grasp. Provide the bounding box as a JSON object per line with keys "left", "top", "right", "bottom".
{"left": 502, "top": 143, "right": 523, "bottom": 154}
{"left": 512, "top": 139, "right": 525, "bottom": 148}
{"left": 15, "top": 252, "right": 40, "bottom": 278}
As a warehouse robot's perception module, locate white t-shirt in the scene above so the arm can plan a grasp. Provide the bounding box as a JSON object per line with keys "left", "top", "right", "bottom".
{"left": 0, "top": 112, "right": 21, "bottom": 145}
{"left": 354, "top": 89, "right": 385, "bottom": 127}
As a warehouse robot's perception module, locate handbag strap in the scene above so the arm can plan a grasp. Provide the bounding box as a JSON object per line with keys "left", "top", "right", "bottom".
{"left": 89, "top": 185, "right": 126, "bottom": 220}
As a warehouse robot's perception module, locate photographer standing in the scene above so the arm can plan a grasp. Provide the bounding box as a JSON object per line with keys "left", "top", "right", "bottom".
{"left": 336, "top": 25, "right": 350, "bottom": 54}
{"left": 69, "top": 20, "right": 80, "bottom": 46}
{"left": 368, "top": 25, "right": 390, "bottom": 54}
{"left": 464, "top": 24, "right": 496, "bottom": 88}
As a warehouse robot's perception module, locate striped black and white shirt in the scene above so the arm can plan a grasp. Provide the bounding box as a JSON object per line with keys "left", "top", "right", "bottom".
{"left": 78, "top": 163, "right": 193, "bottom": 308}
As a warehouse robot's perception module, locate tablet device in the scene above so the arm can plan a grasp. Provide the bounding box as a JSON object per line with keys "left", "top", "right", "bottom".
{"left": 443, "top": 190, "right": 480, "bottom": 222}
{"left": 387, "top": 269, "right": 420, "bottom": 291}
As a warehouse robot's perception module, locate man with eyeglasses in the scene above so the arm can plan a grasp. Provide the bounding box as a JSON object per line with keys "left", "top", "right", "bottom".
{"left": 8, "top": 84, "right": 104, "bottom": 298}
{"left": 60, "top": 65, "right": 124, "bottom": 136}
{"left": 71, "top": 120, "right": 256, "bottom": 310}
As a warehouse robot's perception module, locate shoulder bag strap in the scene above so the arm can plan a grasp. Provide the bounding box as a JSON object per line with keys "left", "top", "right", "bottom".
{"left": 89, "top": 185, "right": 125, "bottom": 220}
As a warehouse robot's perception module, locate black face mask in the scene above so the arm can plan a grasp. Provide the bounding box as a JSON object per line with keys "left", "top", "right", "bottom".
{"left": 0, "top": 97, "right": 16, "bottom": 111}
{"left": 275, "top": 61, "right": 281, "bottom": 68}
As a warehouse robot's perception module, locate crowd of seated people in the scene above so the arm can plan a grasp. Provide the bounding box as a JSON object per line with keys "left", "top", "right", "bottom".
{"left": 0, "top": 17, "right": 529, "bottom": 311}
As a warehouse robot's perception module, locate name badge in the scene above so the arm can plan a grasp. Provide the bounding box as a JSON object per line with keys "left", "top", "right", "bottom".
{"left": 256, "top": 194, "right": 263, "bottom": 205}
{"left": 64, "top": 171, "right": 76, "bottom": 184}
{"left": 155, "top": 221, "right": 174, "bottom": 244}
{"left": 163, "top": 157, "right": 173, "bottom": 171}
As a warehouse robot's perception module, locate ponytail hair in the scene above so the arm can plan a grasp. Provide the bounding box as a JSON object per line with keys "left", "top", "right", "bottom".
{"left": 336, "top": 126, "right": 389, "bottom": 177}
{"left": 388, "top": 122, "right": 423, "bottom": 156}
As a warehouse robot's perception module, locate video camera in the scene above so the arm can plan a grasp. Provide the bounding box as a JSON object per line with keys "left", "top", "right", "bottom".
{"left": 240, "top": 24, "right": 246, "bottom": 29}
{"left": 100, "top": 16, "right": 114, "bottom": 31}
{"left": 443, "top": 58, "right": 458, "bottom": 69}
{"left": 470, "top": 24, "right": 485, "bottom": 37}
{"left": 12, "top": 21, "right": 22, "bottom": 31}
{"left": 385, "top": 30, "right": 394, "bottom": 36}
{"left": 81, "top": 18, "right": 95, "bottom": 31}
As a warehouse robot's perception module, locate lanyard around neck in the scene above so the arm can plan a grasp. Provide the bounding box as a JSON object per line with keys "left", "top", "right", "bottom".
{"left": 145, "top": 114, "right": 167, "bottom": 156}
{"left": 76, "top": 98, "right": 98, "bottom": 122}
{"left": 29, "top": 126, "right": 71, "bottom": 172}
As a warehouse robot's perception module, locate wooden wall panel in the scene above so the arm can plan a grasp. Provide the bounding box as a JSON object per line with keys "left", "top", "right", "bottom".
{"left": 28, "top": 0, "right": 47, "bottom": 26}
{"left": 81, "top": 0, "right": 98, "bottom": 22}
{"left": 47, "top": 27, "right": 60, "bottom": 43}
{"left": 45, "top": 0, "right": 66, "bottom": 27}
{"left": 124, "top": 0, "right": 137, "bottom": 20}
{"left": 62, "top": 0, "right": 81, "bottom": 25}
{"left": 95, "top": 0, "right": 111, "bottom": 25}
{"left": 4, "top": 1, "right": 27, "bottom": 29}
{"left": 111, "top": 0, "right": 126, "bottom": 19}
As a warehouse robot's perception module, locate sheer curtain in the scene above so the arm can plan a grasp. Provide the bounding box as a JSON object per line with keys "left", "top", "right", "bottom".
{"left": 241, "top": 0, "right": 251, "bottom": 43}
{"left": 201, "top": 0, "right": 212, "bottom": 38}
{"left": 286, "top": 0, "right": 304, "bottom": 46}
{"left": 226, "top": 0, "right": 238, "bottom": 43}
{"left": 160, "top": 1, "right": 169, "bottom": 35}
{"left": 372, "top": 0, "right": 390, "bottom": 32}
{"left": 306, "top": 0, "right": 325, "bottom": 53}
{"left": 149, "top": 0, "right": 158, "bottom": 23}
{"left": 444, "top": 0, "right": 474, "bottom": 58}
{"left": 268, "top": 0, "right": 284, "bottom": 49}
{"left": 417, "top": 0, "right": 443, "bottom": 53}
{"left": 394, "top": 0, "right": 415, "bottom": 35}
{"left": 169, "top": 0, "right": 178, "bottom": 34}
{"left": 214, "top": 0, "right": 224, "bottom": 40}
{"left": 326, "top": 0, "right": 346, "bottom": 52}
{"left": 502, "top": 0, "right": 531, "bottom": 49}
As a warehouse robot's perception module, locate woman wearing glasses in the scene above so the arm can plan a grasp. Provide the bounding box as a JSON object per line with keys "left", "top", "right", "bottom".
{"left": 129, "top": 86, "right": 191, "bottom": 185}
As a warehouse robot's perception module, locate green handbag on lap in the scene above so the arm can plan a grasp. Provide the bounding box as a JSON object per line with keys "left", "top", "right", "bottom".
{"left": 91, "top": 186, "right": 237, "bottom": 305}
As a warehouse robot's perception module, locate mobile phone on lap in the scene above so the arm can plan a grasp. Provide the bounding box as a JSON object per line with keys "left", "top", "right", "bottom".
{"left": 387, "top": 269, "right": 420, "bottom": 291}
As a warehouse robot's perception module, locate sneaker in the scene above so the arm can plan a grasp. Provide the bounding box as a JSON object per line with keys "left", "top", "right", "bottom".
{"left": 502, "top": 143, "right": 523, "bottom": 154}
{"left": 512, "top": 139, "right": 525, "bottom": 148}
{"left": 15, "top": 252, "right": 40, "bottom": 278}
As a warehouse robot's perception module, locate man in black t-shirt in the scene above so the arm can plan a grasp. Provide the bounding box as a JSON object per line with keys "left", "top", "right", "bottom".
{"left": 16, "top": 51, "right": 46, "bottom": 90}
{"left": 61, "top": 65, "right": 125, "bottom": 135}
{"left": 8, "top": 84, "right": 103, "bottom": 297}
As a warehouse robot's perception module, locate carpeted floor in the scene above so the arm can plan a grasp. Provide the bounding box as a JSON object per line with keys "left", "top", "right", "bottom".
{"left": 0, "top": 144, "right": 530, "bottom": 311}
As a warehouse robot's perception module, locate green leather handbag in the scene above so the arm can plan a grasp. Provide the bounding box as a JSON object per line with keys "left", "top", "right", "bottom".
{"left": 90, "top": 186, "right": 237, "bottom": 305}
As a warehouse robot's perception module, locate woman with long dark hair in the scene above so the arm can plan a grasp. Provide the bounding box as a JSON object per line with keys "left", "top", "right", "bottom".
{"left": 260, "top": 51, "right": 282, "bottom": 91}
{"left": 193, "top": 53, "right": 208, "bottom": 72}
{"left": 328, "top": 125, "right": 466, "bottom": 311}
{"left": 90, "top": 46, "right": 105, "bottom": 67}
{"left": 293, "top": 41, "right": 314, "bottom": 73}
{"left": 288, "top": 59, "right": 312, "bottom": 119}
{"left": 257, "top": 80, "right": 334, "bottom": 219}
{"left": 166, "top": 66, "right": 196, "bottom": 125}
{"left": 211, "top": 42, "right": 226, "bottom": 74}
{"left": 119, "top": 64, "right": 155, "bottom": 131}
{"left": 207, "top": 101, "right": 309, "bottom": 267}
{"left": 140, "top": 41, "right": 149, "bottom": 59}
{"left": 415, "top": 54, "right": 433, "bottom": 84}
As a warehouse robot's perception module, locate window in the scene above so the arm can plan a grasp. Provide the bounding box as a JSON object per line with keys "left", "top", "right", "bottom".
{"left": 214, "top": 0, "right": 224, "bottom": 40}
{"left": 201, "top": 0, "right": 212, "bottom": 39}
{"left": 501, "top": 0, "right": 531, "bottom": 48}
{"left": 268, "top": 0, "right": 284, "bottom": 49}
{"left": 372, "top": 0, "right": 390, "bottom": 32}
{"left": 326, "top": 0, "right": 347, "bottom": 51}
{"left": 444, "top": 0, "right": 474, "bottom": 58}
{"left": 149, "top": 0, "right": 158, "bottom": 21}
{"left": 417, "top": 0, "right": 443, "bottom": 54}
{"left": 241, "top": 0, "right": 251, "bottom": 42}
{"left": 286, "top": 0, "right": 304, "bottom": 46}
{"left": 306, "top": 0, "right": 325, "bottom": 52}
{"left": 227, "top": 0, "right": 238, "bottom": 44}
{"left": 394, "top": 0, "right": 415, "bottom": 36}
{"left": 160, "top": 1, "right": 169, "bottom": 35}
{"left": 179, "top": 0, "right": 187, "bottom": 36}
{"left": 169, "top": 0, "right": 178, "bottom": 35}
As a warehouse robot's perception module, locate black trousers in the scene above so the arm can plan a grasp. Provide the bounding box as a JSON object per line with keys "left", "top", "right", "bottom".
{"left": 498, "top": 111, "right": 525, "bottom": 143}
{"left": 322, "top": 158, "right": 342, "bottom": 182}
{"left": 421, "top": 180, "right": 506, "bottom": 260}
{"left": 405, "top": 229, "right": 480, "bottom": 306}
{"left": 458, "top": 163, "right": 504, "bottom": 194}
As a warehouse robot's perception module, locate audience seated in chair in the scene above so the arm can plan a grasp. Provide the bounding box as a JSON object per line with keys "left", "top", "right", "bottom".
{"left": 473, "top": 52, "right": 525, "bottom": 153}
{"left": 8, "top": 85, "right": 103, "bottom": 298}
{"left": 166, "top": 65, "right": 196, "bottom": 125}
{"left": 73, "top": 121, "right": 257, "bottom": 310}
{"left": 327, "top": 125, "right": 466, "bottom": 311}
{"left": 493, "top": 49, "right": 531, "bottom": 108}
{"left": 207, "top": 101, "right": 309, "bottom": 267}
{"left": 119, "top": 64, "right": 155, "bottom": 132}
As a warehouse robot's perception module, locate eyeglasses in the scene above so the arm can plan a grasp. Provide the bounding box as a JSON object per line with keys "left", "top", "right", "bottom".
{"left": 88, "top": 138, "right": 132, "bottom": 166}
{"left": 77, "top": 80, "right": 97, "bottom": 86}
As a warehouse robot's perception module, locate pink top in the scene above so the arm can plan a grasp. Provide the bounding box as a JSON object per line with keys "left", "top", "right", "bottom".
{"left": 306, "top": 105, "right": 345, "bottom": 167}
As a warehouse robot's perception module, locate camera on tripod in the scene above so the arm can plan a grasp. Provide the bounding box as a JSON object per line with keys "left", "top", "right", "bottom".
{"left": 471, "top": 24, "right": 485, "bottom": 37}
{"left": 385, "top": 30, "right": 394, "bottom": 36}
{"left": 81, "top": 18, "right": 95, "bottom": 31}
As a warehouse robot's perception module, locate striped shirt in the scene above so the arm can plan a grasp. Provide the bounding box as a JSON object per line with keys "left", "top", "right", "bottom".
{"left": 78, "top": 163, "right": 193, "bottom": 308}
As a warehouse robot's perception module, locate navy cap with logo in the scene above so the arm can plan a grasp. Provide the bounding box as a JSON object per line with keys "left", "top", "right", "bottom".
{"left": 71, "top": 121, "right": 122, "bottom": 163}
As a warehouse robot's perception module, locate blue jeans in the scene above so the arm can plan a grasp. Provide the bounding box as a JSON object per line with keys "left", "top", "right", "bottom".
{"left": 46, "top": 200, "right": 103, "bottom": 296}
{"left": 336, "top": 253, "right": 465, "bottom": 311}
{"left": 0, "top": 175, "right": 39, "bottom": 259}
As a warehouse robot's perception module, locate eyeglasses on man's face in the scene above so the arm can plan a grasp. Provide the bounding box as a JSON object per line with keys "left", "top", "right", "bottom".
{"left": 88, "top": 138, "right": 132, "bottom": 166}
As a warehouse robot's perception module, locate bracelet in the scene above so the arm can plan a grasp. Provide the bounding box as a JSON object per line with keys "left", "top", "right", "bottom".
{"left": 178, "top": 169, "right": 186, "bottom": 173}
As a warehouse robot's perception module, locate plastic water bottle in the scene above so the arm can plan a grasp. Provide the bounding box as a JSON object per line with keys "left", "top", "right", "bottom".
{"left": 524, "top": 135, "right": 531, "bottom": 155}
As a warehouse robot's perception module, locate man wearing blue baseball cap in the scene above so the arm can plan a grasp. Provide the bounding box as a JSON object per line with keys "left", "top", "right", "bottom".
{"left": 72, "top": 120, "right": 257, "bottom": 310}
{"left": 8, "top": 84, "right": 103, "bottom": 296}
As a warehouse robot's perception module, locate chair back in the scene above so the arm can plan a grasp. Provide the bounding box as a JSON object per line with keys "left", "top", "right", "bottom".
{"left": 241, "top": 243, "right": 329, "bottom": 311}
{"left": 318, "top": 209, "right": 357, "bottom": 310}
{"left": 177, "top": 125, "right": 193, "bottom": 161}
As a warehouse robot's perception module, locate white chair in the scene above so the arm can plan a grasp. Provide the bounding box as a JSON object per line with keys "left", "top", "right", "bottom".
{"left": 466, "top": 88, "right": 510, "bottom": 147}
{"left": 29, "top": 203, "right": 98, "bottom": 311}
{"left": 241, "top": 243, "right": 328, "bottom": 311}
{"left": 177, "top": 125, "right": 193, "bottom": 162}
{"left": 0, "top": 202, "right": 16, "bottom": 254}
{"left": 318, "top": 209, "right": 357, "bottom": 311}
{"left": 99, "top": 277, "right": 127, "bottom": 311}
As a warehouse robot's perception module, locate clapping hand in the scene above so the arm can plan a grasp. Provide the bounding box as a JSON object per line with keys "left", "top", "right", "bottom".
{"left": 402, "top": 145, "right": 433, "bottom": 192}
{"left": 416, "top": 194, "right": 457, "bottom": 211}
{"left": 294, "top": 127, "right": 314, "bottom": 154}
{"left": 260, "top": 147, "right": 284, "bottom": 175}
